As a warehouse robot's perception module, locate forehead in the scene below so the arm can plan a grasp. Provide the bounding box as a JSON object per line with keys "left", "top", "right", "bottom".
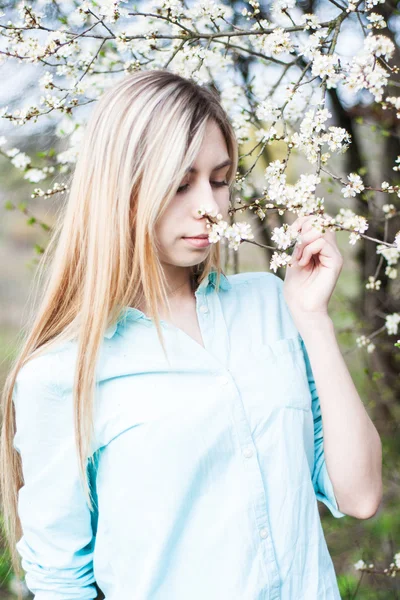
{"left": 186, "top": 157, "right": 232, "bottom": 174}
{"left": 186, "top": 121, "right": 230, "bottom": 172}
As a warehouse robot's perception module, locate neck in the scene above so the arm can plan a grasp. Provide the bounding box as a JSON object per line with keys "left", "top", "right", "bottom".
{"left": 162, "top": 264, "right": 198, "bottom": 298}
{"left": 134, "top": 265, "right": 199, "bottom": 316}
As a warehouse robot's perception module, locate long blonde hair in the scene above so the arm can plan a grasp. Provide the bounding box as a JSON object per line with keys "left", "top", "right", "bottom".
{"left": 0, "top": 69, "right": 238, "bottom": 582}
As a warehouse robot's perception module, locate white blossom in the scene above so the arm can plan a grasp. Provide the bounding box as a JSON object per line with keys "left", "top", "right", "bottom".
{"left": 271, "top": 224, "right": 299, "bottom": 250}
{"left": 344, "top": 35, "right": 393, "bottom": 102}
{"left": 207, "top": 221, "right": 254, "bottom": 251}
{"left": 386, "top": 313, "right": 400, "bottom": 335}
{"left": 335, "top": 209, "right": 369, "bottom": 237}
{"left": 270, "top": 0, "right": 296, "bottom": 23}
{"left": 190, "top": 0, "right": 233, "bottom": 20}
{"left": 366, "top": 13, "right": 386, "bottom": 29}
{"left": 300, "top": 31, "right": 327, "bottom": 59}
{"left": 256, "top": 29, "right": 295, "bottom": 55}
{"left": 376, "top": 244, "right": 400, "bottom": 265}
{"left": 23, "top": 168, "right": 47, "bottom": 183}
{"left": 270, "top": 251, "right": 292, "bottom": 272}
{"left": 39, "top": 71, "right": 54, "bottom": 89}
{"left": 385, "top": 266, "right": 397, "bottom": 279}
{"left": 299, "top": 13, "right": 321, "bottom": 30}
{"left": 322, "top": 127, "right": 351, "bottom": 152}
{"left": 311, "top": 51, "right": 343, "bottom": 88}
{"left": 355, "top": 337, "right": 375, "bottom": 353}
{"left": 255, "top": 99, "right": 282, "bottom": 122}
{"left": 8, "top": 149, "right": 31, "bottom": 170}
{"left": 255, "top": 127, "right": 278, "bottom": 142}
{"left": 364, "top": 34, "right": 395, "bottom": 61}
{"left": 94, "top": 0, "right": 129, "bottom": 24}
{"left": 365, "top": 0, "right": 385, "bottom": 8}
{"left": 366, "top": 276, "right": 381, "bottom": 290}
{"left": 341, "top": 173, "right": 365, "bottom": 198}
{"left": 383, "top": 204, "right": 396, "bottom": 219}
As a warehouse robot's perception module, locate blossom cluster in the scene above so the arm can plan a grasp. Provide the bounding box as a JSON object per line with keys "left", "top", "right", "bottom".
{"left": 354, "top": 549, "right": 400, "bottom": 578}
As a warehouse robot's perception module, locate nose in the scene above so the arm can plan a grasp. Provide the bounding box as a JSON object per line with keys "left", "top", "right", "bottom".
{"left": 193, "top": 181, "right": 221, "bottom": 219}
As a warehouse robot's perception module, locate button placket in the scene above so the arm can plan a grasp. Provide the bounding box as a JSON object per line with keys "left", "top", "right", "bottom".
{"left": 195, "top": 285, "right": 230, "bottom": 369}
{"left": 227, "top": 378, "right": 281, "bottom": 595}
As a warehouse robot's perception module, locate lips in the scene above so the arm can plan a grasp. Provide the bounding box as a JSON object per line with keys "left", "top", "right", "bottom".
{"left": 182, "top": 236, "right": 211, "bottom": 248}
{"left": 183, "top": 235, "right": 209, "bottom": 239}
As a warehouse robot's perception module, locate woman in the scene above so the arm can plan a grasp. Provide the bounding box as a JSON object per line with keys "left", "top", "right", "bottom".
{"left": 0, "top": 69, "right": 382, "bottom": 600}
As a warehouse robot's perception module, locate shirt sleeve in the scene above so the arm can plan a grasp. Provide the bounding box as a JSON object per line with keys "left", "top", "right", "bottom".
{"left": 300, "top": 337, "right": 346, "bottom": 519}
{"left": 12, "top": 352, "right": 98, "bottom": 599}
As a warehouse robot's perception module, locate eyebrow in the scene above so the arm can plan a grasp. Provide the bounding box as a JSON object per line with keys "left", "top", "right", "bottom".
{"left": 186, "top": 158, "right": 232, "bottom": 174}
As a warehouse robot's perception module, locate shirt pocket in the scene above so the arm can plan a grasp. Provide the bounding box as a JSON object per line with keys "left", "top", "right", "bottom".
{"left": 250, "top": 335, "right": 311, "bottom": 411}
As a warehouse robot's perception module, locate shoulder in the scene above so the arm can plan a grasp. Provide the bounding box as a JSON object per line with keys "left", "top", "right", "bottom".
{"left": 226, "top": 270, "right": 283, "bottom": 294}
{"left": 15, "top": 349, "right": 62, "bottom": 390}
{"left": 13, "top": 340, "right": 76, "bottom": 408}
{"left": 225, "top": 270, "right": 298, "bottom": 339}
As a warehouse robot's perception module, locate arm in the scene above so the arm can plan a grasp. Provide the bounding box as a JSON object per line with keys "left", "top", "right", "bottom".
{"left": 12, "top": 351, "right": 98, "bottom": 599}
{"left": 298, "top": 316, "right": 383, "bottom": 520}
{"left": 301, "top": 336, "right": 346, "bottom": 519}
{"left": 280, "top": 215, "right": 383, "bottom": 520}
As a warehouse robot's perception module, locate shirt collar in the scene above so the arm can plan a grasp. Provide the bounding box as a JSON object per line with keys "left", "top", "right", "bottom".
{"left": 104, "top": 269, "right": 231, "bottom": 339}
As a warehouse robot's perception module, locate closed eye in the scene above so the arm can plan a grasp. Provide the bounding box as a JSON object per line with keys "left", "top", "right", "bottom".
{"left": 177, "top": 181, "right": 229, "bottom": 194}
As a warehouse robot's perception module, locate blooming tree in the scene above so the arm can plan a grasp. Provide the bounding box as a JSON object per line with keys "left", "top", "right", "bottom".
{"left": 1, "top": 0, "right": 399, "bottom": 358}
{"left": 1, "top": 0, "right": 400, "bottom": 593}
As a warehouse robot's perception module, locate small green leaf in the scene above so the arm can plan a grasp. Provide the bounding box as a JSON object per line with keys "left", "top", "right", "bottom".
{"left": 17, "top": 202, "right": 27, "bottom": 211}
{"left": 26, "top": 216, "right": 36, "bottom": 225}
{"left": 372, "top": 371, "right": 384, "bottom": 381}
{"left": 4, "top": 200, "right": 14, "bottom": 210}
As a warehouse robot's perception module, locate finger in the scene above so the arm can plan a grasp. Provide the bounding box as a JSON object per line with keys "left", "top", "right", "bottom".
{"left": 295, "top": 229, "right": 323, "bottom": 260}
{"left": 290, "top": 215, "right": 320, "bottom": 237}
{"left": 298, "top": 218, "right": 314, "bottom": 235}
{"left": 298, "top": 237, "right": 326, "bottom": 266}
{"left": 289, "top": 215, "right": 313, "bottom": 234}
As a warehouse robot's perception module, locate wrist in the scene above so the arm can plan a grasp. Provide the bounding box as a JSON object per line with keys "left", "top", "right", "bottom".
{"left": 290, "top": 312, "right": 334, "bottom": 337}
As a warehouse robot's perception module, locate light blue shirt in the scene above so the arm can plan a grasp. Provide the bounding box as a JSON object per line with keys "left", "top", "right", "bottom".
{"left": 13, "top": 269, "right": 346, "bottom": 600}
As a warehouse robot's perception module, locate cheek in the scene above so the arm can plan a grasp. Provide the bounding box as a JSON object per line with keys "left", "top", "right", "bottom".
{"left": 154, "top": 204, "right": 181, "bottom": 244}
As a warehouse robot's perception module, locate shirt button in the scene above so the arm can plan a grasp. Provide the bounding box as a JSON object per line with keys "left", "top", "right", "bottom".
{"left": 259, "top": 528, "right": 268, "bottom": 539}
{"left": 218, "top": 376, "right": 229, "bottom": 385}
{"left": 243, "top": 447, "right": 253, "bottom": 458}
{"left": 199, "top": 305, "right": 209, "bottom": 313}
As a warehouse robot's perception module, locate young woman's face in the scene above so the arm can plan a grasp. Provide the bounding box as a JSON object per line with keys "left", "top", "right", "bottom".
{"left": 155, "top": 119, "right": 232, "bottom": 269}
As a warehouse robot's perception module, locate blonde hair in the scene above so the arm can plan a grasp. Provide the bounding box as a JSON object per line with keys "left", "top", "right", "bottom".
{"left": 0, "top": 69, "right": 238, "bottom": 584}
